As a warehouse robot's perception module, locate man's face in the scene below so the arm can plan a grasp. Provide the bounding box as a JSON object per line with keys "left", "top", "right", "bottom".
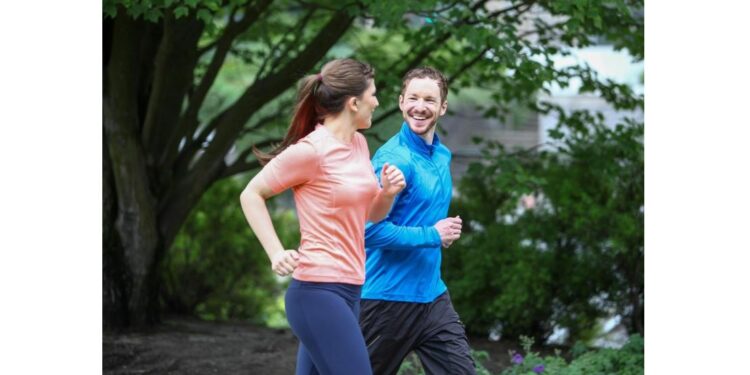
{"left": 399, "top": 77, "right": 447, "bottom": 137}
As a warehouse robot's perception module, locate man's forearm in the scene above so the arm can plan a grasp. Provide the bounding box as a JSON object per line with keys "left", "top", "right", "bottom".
{"left": 365, "top": 220, "right": 442, "bottom": 250}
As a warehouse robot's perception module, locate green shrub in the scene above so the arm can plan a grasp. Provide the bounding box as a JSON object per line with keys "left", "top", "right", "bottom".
{"left": 397, "top": 350, "right": 494, "bottom": 375}
{"left": 501, "top": 335, "right": 644, "bottom": 375}
{"left": 160, "top": 176, "right": 300, "bottom": 324}
{"left": 444, "top": 121, "right": 643, "bottom": 342}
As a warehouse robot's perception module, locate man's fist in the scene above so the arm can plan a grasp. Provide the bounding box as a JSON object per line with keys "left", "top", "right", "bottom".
{"left": 434, "top": 216, "right": 462, "bottom": 248}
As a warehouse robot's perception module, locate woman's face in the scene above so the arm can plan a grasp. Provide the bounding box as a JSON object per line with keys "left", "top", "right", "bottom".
{"left": 354, "top": 79, "right": 379, "bottom": 130}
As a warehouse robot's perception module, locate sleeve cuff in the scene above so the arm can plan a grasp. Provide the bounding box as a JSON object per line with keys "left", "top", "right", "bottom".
{"left": 426, "top": 226, "right": 442, "bottom": 247}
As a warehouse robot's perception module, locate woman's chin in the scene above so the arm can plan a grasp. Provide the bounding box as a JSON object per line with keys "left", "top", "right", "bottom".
{"left": 358, "top": 119, "right": 372, "bottom": 130}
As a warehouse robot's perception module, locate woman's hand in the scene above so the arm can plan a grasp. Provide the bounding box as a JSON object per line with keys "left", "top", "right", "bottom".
{"left": 270, "top": 250, "right": 300, "bottom": 276}
{"left": 380, "top": 162, "right": 406, "bottom": 197}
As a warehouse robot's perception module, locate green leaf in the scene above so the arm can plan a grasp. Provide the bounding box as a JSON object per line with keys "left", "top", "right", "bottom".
{"left": 197, "top": 8, "right": 212, "bottom": 24}
{"left": 205, "top": 0, "right": 221, "bottom": 12}
{"left": 145, "top": 8, "right": 163, "bottom": 22}
{"left": 103, "top": 1, "right": 118, "bottom": 18}
{"left": 593, "top": 14, "right": 602, "bottom": 29}
{"left": 174, "top": 5, "right": 189, "bottom": 18}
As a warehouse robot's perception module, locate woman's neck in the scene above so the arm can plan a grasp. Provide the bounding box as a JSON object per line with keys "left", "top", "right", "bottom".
{"left": 322, "top": 113, "right": 357, "bottom": 144}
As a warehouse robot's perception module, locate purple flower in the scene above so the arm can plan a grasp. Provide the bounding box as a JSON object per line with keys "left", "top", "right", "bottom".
{"left": 512, "top": 353, "right": 524, "bottom": 364}
{"left": 533, "top": 364, "right": 545, "bottom": 373}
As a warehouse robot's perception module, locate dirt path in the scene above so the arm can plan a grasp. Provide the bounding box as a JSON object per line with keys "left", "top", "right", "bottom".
{"left": 104, "top": 317, "right": 298, "bottom": 374}
{"left": 104, "top": 317, "right": 554, "bottom": 374}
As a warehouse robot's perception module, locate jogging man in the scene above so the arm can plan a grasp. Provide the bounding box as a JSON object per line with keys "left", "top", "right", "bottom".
{"left": 360, "top": 67, "right": 476, "bottom": 374}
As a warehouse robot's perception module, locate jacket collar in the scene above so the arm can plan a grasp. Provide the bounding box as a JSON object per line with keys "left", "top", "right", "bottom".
{"left": 399, "top": 121, "right": 440, "bottom": 157}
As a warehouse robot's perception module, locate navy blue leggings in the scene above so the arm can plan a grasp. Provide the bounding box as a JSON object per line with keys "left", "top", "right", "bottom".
{"left": 285, "top": 279, "right": 372, "bottom": 375}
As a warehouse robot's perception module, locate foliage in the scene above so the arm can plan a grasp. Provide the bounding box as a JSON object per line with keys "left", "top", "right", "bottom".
{"left": 397, "top": 350, "right": 494, "bottom": 375}
{"left": 444, "top": 118, "right": 644, "bottom": 342}
{"left": 397, "top": 335, "right": 643, "bottom": 375}
{"left": 501, "top": 335, "right": 644, "bottom": 375}
{"left": 160, "top": 176, "right": 300, "bottom": 323}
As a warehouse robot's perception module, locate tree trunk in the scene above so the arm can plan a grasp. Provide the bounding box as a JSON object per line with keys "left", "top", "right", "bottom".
{"left": 103, "top": 131, "right": 129, "bottom": 330}
{"left": 104, "top": 14, "right": 163, "bottom": 328}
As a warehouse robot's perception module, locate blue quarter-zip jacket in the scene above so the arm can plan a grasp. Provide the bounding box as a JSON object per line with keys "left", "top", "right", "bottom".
{"left": 362, "top": 122, "right": 453, "bottom": 303}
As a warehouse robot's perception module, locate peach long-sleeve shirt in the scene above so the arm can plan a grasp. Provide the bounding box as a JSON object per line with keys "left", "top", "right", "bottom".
{"left": 257, "top": 125, "right": 380, "bottom": 285}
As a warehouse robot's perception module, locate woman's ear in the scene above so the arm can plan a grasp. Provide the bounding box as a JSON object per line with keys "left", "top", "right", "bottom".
{"left": 346, "top": 96, "right": 359, "bottom": 112}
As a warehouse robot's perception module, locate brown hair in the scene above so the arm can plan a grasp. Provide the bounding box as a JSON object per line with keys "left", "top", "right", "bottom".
{"left": 400, "top": 67, "right": 448, "bottom": 103}
{"left": 254, "top": 58, "right": 375, "bottom": 164}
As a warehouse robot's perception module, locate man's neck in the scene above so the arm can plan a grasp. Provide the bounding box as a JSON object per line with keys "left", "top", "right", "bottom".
{"left": 417, "top": 127, "right": 436, "bottom": 145}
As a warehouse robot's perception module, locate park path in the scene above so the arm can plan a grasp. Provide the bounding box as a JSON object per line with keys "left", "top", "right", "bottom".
{"left": 104, "top": 317, "right": 298, "bottom": 374}
{"left": 104, "top": 316, "right": 537, "bottom": 374}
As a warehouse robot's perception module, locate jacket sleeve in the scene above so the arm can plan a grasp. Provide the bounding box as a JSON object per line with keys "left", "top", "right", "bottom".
{"left": 364, "top": 220, "right": 442, "bottom": 250}
{"left": 364, "top": 150, "right": 441, "bottom": 250}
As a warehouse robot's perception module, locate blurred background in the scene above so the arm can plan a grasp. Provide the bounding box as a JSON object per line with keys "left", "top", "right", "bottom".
{"left": 103, "top": 0, "right": 643, "bottom": 373}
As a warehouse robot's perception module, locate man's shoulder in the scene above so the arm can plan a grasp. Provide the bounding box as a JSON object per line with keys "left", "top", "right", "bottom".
{"left": 374, "top": 136, "right": 412, "bottom": 164}
{"left": 432, "top": 141, "right": 452, "bottom": 165}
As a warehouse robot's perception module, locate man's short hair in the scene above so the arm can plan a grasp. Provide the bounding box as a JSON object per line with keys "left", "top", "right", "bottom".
{"left": 401, "top": 67, "right": 448, "bottom": 103}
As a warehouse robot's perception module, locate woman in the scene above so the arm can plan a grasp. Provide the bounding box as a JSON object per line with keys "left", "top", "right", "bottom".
{"left": 239, "top": 58, "right": 405, "bottom": 375}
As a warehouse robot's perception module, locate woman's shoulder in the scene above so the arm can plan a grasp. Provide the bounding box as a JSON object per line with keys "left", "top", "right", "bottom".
{"left": 279, "top": 137, "right": 320, "bottom": 162}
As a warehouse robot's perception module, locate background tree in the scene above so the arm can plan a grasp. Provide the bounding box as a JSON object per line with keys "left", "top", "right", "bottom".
{"left": 103, "top": 0, "right": 643, "bottom": 329}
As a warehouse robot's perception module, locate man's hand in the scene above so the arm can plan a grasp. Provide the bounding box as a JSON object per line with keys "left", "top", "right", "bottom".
{"left": 380, "top": 162, "right": 406, "bottom": 197}
{"left": 270, "top": 250, "right": 300, "bottom": 276}
{"left": 434, "top": 216, "right": 462, "bottom": 248}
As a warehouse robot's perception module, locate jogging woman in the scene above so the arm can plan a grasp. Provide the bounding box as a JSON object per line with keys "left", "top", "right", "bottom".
{"left": 240, "top": 58, "right": 405, "bottom": 375}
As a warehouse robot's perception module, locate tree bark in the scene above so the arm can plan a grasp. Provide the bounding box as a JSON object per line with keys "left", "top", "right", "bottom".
{"left": 104, "top": 14, "right": 163, "bottom": 328}
{"left": 103, "top": 131, "right": 129, "bottom": 330}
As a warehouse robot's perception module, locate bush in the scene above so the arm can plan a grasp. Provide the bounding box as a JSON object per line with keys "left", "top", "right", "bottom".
{"left": 501, "top": 335, "right": 644, "bottom": 375}
{"left": 397, "top": 350, "right": 494, "bottom": 375}
{"left": 444, "top": 120, "right": 643, "bottom": 342}
{"left": 160, "top": 176, "right": 300, "bottom": 324}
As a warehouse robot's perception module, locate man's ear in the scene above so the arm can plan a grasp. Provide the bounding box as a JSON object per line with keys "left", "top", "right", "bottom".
{"left": 439, "top": 100, "right": 448, "bottom": 116}
{"left": 398, "top": 95, "right": 405, "bottom": 112}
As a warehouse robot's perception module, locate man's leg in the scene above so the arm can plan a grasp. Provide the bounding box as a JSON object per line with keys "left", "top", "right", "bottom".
{"left": 414, "top": 292, "right": 476, "bottom": 375}
{"left": 360, "top": 299, "right": 424, "bottom": 375}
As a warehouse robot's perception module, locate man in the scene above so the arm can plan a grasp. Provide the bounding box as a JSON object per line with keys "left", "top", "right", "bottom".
{"left": 360, "top": 67, "right": 475, "bottom": 374}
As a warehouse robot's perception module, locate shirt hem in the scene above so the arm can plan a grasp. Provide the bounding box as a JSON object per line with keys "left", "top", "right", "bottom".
{"left": 293, "top": 274, "right": 364, "bottom": 286}
{"left": 361, "top": 286, "right": 447, "bottom": 303}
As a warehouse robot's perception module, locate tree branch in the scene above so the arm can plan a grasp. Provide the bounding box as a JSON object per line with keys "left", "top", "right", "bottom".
{"left": 163, "top": 0, "right": 274, "bottom": 172}
{"left": 141, "top": 12, "right": 204, "bottom": 168}
{"left": 219, "top": 137, "right": 280, "bottom": 178}
{"left": 158, "top": 9, "right": 355, "bottom": 249}
{"left": 466, "top": 0, "right": 533, "bottom": 25}
{"left": 240, "top": 106, "right": 288, "bottom": 138}
{"left": 384, "top": 0, "right": 490, "bottom": 74}
{"left": 255, "top": 6, "right": 317, "bottom": 82}
{"left": 196, "top": 5, "right": 240, "bottom": 56}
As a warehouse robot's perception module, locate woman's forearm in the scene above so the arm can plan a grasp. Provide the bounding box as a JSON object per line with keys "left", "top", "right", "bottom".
{"left": 368, "top": 190, "right": 397, "bottom": 223}
{"left": 239, "top": 186, "right": 285, "bottom": 261}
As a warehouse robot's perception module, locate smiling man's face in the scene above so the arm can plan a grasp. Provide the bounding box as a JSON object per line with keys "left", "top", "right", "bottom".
{"left": 399, "top": 77, "right": 448, "bottom": 143}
